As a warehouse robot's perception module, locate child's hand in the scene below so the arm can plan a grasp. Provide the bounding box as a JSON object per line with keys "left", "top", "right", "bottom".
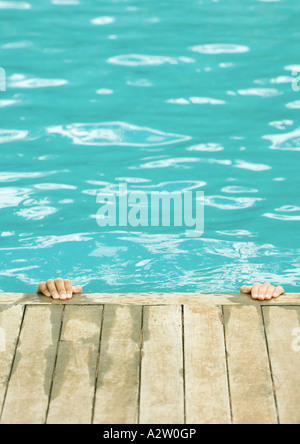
{"left": 240, "top": 282, "right": 284, "bottom": 301}
{"left": 37, "top": 278, "right": 83, "bottom": 300}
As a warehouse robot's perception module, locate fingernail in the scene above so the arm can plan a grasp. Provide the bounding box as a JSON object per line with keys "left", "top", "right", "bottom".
{"left": 60, "top": 293, "right": 66, "bottom": 299}
{"left": 273, "top": 292, "right": 278, "bottom": 297}
{"left": 253, "top": 294, "right": 258, "bottom": 298}
{"left": 53, "top": 293, "right": 59, "bottom": 299}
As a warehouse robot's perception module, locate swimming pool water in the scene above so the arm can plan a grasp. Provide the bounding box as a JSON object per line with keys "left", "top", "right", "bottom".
{"left": 0, "top": 0, "right": 299, "bottom": 293}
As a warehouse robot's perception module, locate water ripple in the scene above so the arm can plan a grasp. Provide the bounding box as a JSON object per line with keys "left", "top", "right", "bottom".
{"left": 234, "top": 160, "right": 272, "bottom": 171}
{"left": 264, "top": 205, "right": 300, "bottom": 221}
{"left": 47, "top": 122, "right": 191, "bottom": 147}
{"left": 91, "top": 16, "right": 115, "bottom": 25}
{"left": 204, "top": 196, "right": 262, "bottom": 210}
{"left": 190, "top": 44, "right": 250, "bottom": 54}
{"left": 1, "top": 41, "right": 33, "bottom": 49}
{"left": 135, "top": 180, "right": 207, "bottom": 192}
{"left": 0, "top": 187, "right": 32, "bottom": 209}
{"left": 168, "top": 97, "right": 225, "bottom": 105}
{"left": 0, "top": 1, "right": 31, "bottom": 9}
{"left": 19, "top": 233, "right": 93, "bottom": 249}
{"left": 0, "top": 172, "right": 52, "bottom": 182}
{"left": 264, "top": 213, "right": 300, "bottom": 221}
{"left": 96, "top": 88, "right": 114, "bottom": 95}
{"left": 263, "top": 128, "right": 300, "bottom": 151}
{"left": 9, "top": 74, "right": 68, "bottom": 88}
{"left": 0, "top": 129, "right": 28, "bottom": 143}
{"left": 285, "top": 64, "right": 300, "bottom": 72}
{"left": 126, "top": 79, "right": 152, "bottom": 87}
{"left": 237, "top": 88, "right": 281, "bottom": 97}
{"left": 269, "top": 120, "right": 293, "bottom": 130}
{"left": 137, "top": 157, "right": 200, "bottom": 169}
{"left": 16, "top": 206, "right": 58, "bottom": 220}
{"left": 270, "top": 75, "right": 293, "bottom": 84}
{"left": 187, "top": 143, "right": 224, "bottom": 152}
{"left": 52, "top": 0, "right": 80, "bottom": 4}
{"left": 217, "top": 230, "right": 254, "bottom": 236}
{"left": 0, "top": 99, "right": 18, "bottom": 107}
{"left": 33, "top": 183, "right": 77, "bottom": 190}
{"left": 286, "top": 101, "right": 300, "bottom": 109}
{"left": 222, "top": 186, "right": 258, "bottom": 193}
{"left": 107, "top": 54, "right": 195, "bottom": 66}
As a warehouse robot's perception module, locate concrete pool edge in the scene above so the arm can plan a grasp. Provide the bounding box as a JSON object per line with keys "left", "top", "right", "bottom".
{"left": 0, "top": 292, "right": 299, "bottom": 306}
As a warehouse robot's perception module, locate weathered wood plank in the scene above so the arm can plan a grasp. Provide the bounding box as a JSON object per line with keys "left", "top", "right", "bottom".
{"left": 47, "top": 306, "right": 103, "bottom": 424}
{"left": 184, "top": 305, "right": 231, "bottom": 424}
{"left": 0, "top": 292, "right": 299, "bottom": 306}
{"left": 263, "top": 306, "right": 300, "bottom": 424}
{"left": 0, "top": 305, "right": 63, "bottom": 424}
{"left": 93, "top": 305, "right": 142, "bottom": 424}
{"left": 224, "top": 306, "right": 277, "bottom": 424}
{"left": 139, "top": 305, "right": 184, "bottom": 424}
{"left": 0, "top": 305, "right": 24, "bottom": 414}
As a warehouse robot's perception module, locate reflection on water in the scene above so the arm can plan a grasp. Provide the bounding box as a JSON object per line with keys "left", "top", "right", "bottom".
{"left": 47, "top": 122, "right": 191, "bottom": 147}
{"left": 8, "top": 74, "right": 68, "bottom": 89}
{"left": 263, "top": 128, "right": 300, "bottom": 151}
{"left": 0, "top": 2, "right": 32, "bottom": 10}
{"left": 189, "top": 44, "right": 250, "bottom": 54}
{"left": 0, "top": 130, "right": 28, "bottom": 143}
{"left": 0, "top": 0, "right": 299, "bottom": 293}
{"left": 107, "top": 54, "right": 195, "bottom": 66}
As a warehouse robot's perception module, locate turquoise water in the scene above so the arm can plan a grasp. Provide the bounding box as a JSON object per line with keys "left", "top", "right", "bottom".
{"left": 0, "top": 0, "right": 299, "bottom": 293}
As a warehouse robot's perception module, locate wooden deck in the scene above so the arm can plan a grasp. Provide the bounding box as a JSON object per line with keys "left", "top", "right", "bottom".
{"left": 0, "top": 292, "right": 300, "bottom": 424}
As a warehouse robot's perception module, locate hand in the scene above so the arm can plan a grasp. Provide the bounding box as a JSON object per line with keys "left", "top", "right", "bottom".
{"left": 240, "top": 282, "right": 284, "bottom": 301}
{"left": 37, "top": 278, "right": 83, "bottom": 300}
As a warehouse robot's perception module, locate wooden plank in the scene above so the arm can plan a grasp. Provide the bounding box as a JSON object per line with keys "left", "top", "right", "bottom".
{"left": 1, "top": 292, "right": 300, "bottom": 306}
{"left": 47, "top": 306, "right": 103, "bottom": 424}
{"left": 139, "top": 305, "right": 184, "bottom": 424}
{"left": 0, "top": 305, "right": 24, "bottom": 414}
{"left": 0, "top": 305, "right": 63, "bottom": 424}
{"left": 184, "top": 305, "right": 231, "bottom": 424}
{"left": 263, "top": 306, "right": 300, "bottom": 424}
{"left": 224, "top": 305, "right": 277, "bottom": 424}
{"left": 93, "top": 305, "right": 142, "bottom": 424}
